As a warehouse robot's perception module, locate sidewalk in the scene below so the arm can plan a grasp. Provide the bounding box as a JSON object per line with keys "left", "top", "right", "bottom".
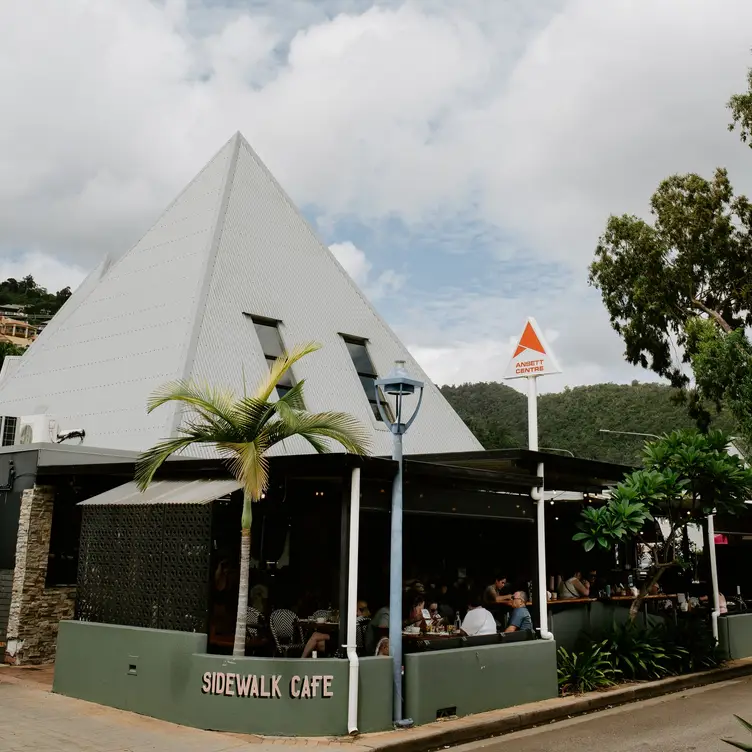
{"left": 3, "top": 658, "right": 752, "bottom": 752}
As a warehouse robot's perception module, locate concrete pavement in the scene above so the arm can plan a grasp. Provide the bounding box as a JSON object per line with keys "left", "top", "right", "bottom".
{"left": 0, "top": 676, "right": 331, "bottom": 752}
{"left": 450, "top": 676, "right": 752, "bottom": 752}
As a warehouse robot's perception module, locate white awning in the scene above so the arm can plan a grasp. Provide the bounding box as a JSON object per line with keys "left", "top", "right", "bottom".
{"left": 79, "top": 478, "right": 241, "bottom": 506}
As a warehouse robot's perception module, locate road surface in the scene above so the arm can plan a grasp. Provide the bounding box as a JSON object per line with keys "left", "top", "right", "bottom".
{"left": 453, "top": 676, "right": 752, "bottom": 752}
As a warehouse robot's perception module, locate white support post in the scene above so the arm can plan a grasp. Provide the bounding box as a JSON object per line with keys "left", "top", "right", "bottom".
{"left": 346, "top": 467, "right": 361, "bottom": 735}
{"left": 707, "top": 513, "right": 721, "bottom": 643}
{"left": 528, "top": 376, "right": 553, "bottom": 640}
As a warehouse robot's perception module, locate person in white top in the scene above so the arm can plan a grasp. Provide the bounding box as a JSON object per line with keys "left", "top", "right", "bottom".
{"left": 460, "top": 594, "right": 497, "bottom": 637}
{"left": 558, "top": 569, "right": 590, "bottom": 599}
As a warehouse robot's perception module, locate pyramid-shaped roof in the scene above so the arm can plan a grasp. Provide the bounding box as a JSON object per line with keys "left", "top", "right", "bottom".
{"left": 0, "top": 133, "right": 481, "bottom": 456}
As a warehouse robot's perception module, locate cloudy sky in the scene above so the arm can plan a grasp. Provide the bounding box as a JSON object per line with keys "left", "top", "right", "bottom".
{"left": 2, "top": 0, "right": 752, "bottom": 391}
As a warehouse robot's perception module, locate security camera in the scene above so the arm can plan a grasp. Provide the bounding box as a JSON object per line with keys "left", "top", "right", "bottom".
{"left": 56, "top": 428, "right": 86, "bottom": 443}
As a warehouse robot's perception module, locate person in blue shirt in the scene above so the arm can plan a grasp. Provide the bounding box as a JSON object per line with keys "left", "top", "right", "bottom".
{"left": 504, "top": 591, "right": 533, "bottom": 633}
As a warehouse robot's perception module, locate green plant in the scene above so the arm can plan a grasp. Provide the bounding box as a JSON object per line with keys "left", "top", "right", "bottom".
{"left": 573, "top": 430, "right": 752, "bottom": 622}
{"left": 557, "top": 641, "right": 619, "bottom": 694}
{"left": 601, "top": 622, "right": 685, "bottom": 681}
{"left": 723, "top": 716, "right": 752, "bottom": 750}
{"left": 135, "top": 342, "right": 370, "bottom": 657}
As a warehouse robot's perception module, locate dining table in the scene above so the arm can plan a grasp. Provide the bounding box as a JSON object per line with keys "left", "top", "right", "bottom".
{"left": 298, "top": 619, "right": 340, "bottom": 634}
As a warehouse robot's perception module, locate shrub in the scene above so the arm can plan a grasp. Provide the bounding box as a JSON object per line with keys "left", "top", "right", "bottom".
{"left": 557, "top": 641, "right": 619, "bottom": 694}
{"left": 723, "top": 715, "right": 752, "bottom": 750}
{"left": 602, "top": 621, "right": 686, "bottom": 681}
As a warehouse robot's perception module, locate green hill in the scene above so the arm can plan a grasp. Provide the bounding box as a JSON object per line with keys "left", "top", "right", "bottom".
{"left": 440, "top": 381, "right": 739, "bottom": 465}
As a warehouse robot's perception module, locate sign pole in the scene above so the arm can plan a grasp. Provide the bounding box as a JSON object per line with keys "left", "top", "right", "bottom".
{"left": 504, "top": 318, "right": 559, "bottom": 642}
{"left": 527, "top": 376, "right": 538, "bottom": 452}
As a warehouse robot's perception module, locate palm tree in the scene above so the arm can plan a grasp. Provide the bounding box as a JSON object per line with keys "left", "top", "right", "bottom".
{"left": 135, "top": 342, "right": 370, "bottom": 657}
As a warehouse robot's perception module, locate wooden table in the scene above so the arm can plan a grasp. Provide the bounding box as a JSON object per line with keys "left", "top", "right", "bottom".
{"left": 298, "top": 620, "right": 339, "bottom": 634}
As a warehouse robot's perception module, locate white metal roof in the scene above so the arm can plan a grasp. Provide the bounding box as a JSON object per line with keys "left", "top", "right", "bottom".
{"left": 79, "top": 478, "right": 241, "bottom": 506}
{"left": 0, "top": 133, "right": 482, "bottom": 457}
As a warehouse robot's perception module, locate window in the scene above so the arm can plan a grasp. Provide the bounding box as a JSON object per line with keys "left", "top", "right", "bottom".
{"left": 246, "top": 315, "right": 295, "bottom": 398}
{"left": 342, "top": 336, "right": 393, "bottom": 422}
{"left": 1, "top": 416, "right": 17, "bottom": 446}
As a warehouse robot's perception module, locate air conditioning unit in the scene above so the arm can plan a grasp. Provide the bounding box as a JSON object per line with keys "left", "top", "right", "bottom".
{"left": 15, "top": 415, "right": 58, "bottom": 445}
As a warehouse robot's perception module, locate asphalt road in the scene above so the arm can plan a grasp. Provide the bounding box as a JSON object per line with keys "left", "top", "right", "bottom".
{"left": 451, "top": 676, "right": 752, "bottom": 752}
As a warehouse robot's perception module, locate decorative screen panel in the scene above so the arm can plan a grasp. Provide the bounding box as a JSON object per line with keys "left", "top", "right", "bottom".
{"left": 76, "top": 503, "right": 211, "bottom": 633}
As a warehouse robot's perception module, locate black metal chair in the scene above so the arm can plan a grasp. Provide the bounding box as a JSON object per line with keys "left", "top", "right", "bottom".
{"left": 269, "top": 609, "right": 305, "bottom": 657}
{"left": 246, "top": 607, "right": 265, "bottom": 638}
{"left": 356, "top": 616, "right": 369, "bottom": 651}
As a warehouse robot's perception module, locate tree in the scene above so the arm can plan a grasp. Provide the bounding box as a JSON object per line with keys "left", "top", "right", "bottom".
{"left": 0, "top": 341, "right": 24, "bottom": 371}
{"left": 589, "top": 169, "right": 752, "bottom": 393}
{"left": 573, "top": 430, "right": 752, "bottom": 621}
{"left": 135, "top": 343, "right": 370, "bottom": 657}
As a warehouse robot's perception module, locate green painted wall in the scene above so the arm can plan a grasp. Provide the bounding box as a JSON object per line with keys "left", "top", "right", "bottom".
{"left": 719, "top": 614, "right": 752, "bottom": 660}
{"left": 550, "top": 602, "right": 668, "bottom": 653}
{"left": 404, "top": 640, "right": 558, "bottom": 726}
{"left": 53, "top": 620, "right": 207, "bottom": 719}
{"left": 53, "top": 621, "right": 393, "bottom": 736}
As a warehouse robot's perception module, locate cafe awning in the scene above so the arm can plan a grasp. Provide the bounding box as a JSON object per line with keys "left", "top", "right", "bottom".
{"left": 79, "top": 478, "right": 241, "bottom": 506}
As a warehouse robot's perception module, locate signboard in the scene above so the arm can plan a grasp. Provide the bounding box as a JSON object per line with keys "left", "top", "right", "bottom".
{"left": 503, "top": 317, "right": 561, "bottom": 380}
{"left": 201, "top": 671, "right": 334, "bottom": 699}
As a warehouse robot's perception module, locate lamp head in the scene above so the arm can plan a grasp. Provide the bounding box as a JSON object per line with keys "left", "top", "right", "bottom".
{"left": 375, "top": 360, "right": 424, "bottom": 396}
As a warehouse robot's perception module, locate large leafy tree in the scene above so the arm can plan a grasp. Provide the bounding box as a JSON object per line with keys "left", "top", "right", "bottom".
{"left": 135, "top": 343, "right": 370, "bottom": 657}
{"left": 589, "top": 168, "right": 752, "bottom": 392}
{"left": 589, "top": 62, "right": 752, "bottom": 436}
{"left": 574, "top": 430, "right": 752, "bottom": 621}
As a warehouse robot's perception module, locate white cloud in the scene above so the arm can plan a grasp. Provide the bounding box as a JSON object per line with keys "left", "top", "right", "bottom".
{"left": 1, "top": 0, "right": 751, "bottom": 390}
{"left": 329, "top": 241, "right": 405, "bottom": 299}
{"left": 0, "top": 252, "right": 87, "bottom": 295}
{"left": 329, "top": 241, "right": 371, "bottom": 285}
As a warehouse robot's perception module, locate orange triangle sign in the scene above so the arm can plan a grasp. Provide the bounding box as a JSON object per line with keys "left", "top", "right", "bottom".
{"left": 513, "top": 322, "right": 546, "bottom": 357}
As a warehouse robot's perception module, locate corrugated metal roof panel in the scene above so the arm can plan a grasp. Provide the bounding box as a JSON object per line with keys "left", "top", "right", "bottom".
{"left": 0, "top": 132, "right": 482, "bottom": 457}
{"left": 79, "top": 478, "right": 241, "bottom": 506}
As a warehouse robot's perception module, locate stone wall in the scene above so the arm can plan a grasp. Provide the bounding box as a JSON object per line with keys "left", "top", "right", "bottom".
{"left": 4, "top": 486, "right": 75, "bottom": 665}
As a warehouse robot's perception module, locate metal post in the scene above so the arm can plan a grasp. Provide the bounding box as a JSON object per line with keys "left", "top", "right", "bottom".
{"left": 389, "top": 428, "right": 404, "bottom": 722}
{"left": 528, "top": 376, "right": 553, "bottom": 639}
{"left": 527, "top": 376, "right": 538, "bottom": 451}
{"left": 707, "top": 514, "right": 721, "bottom": 642}
{"left": 346, "top": 467, "right": 362, "bottom": 735}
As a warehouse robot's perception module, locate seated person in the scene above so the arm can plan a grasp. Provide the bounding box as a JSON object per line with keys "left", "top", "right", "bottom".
{"left": 558, "top": 569, "right": 590, "bottom": 599}
{"left": 460, "top": 593, "right": 497, "bottom": 637}
{"left": 504, "top": 591, "right": 533, "bottom": 633}
{"left": 484, "top": 574, "right": 513, "bottom": 606}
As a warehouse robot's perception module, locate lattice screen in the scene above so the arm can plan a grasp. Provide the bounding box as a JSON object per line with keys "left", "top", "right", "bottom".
{"left": 76, "top": 503, "right": 211, "bottom": 632}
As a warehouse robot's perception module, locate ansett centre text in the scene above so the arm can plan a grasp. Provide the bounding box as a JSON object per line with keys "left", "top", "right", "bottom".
{"left": 515, "top": 359, "right": 545, "bottom": 375}
{"left": 201, "top": 672, "right": 334, "bottom": 699}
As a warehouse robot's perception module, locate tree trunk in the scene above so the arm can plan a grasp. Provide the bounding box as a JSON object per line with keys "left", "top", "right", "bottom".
{"left": 233, "top": 492, "right": 253, "bottom": 657}
{"left": 628, "top": 566, "right": 670, "bottom": 623}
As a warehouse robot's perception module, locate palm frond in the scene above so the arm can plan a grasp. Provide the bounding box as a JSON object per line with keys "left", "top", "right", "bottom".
{"left": 135, "top": 436, "right": 204, "bottom": 491}
{"left": 254, "top": 342, "right": 321, "bottom": 402}
{"left": 263, "top": 410, "right": 371, "bottom": 456}
{"left": 147, "top": 380, "right": 239, "bottom": 427}
{"left": 216, "top": 441, "right": 270, "bottom": 500}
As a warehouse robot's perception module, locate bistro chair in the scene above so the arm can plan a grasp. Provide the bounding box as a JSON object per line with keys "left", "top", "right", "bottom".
{"left": 246, "top": 606, "right": 265, "bottom": 638}
{"left": 356, "top": 615, "right": 369, "bottom": 651}
{"left": 311, "top": 608, "right": 331, "bottom": 620}
{"left": 270, "top": 609, "right": 305, "bottom": 657}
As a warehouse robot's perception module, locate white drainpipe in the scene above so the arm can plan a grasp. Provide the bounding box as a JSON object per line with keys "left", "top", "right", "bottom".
{"left": 707, "top": 513, "right": 721, "bottom": 643}
{"left": 531, "top": 461, "right": 553, "bottom": 641}
{"left": 346, "top": 466, "right": 361, "bottom": 735}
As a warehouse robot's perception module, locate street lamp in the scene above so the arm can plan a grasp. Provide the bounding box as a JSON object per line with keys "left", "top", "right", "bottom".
{"left": 375, "top": 360, "right": 424, "bottom": 725}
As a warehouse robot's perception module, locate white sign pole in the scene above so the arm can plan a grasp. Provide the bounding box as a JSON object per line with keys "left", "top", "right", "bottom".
{"left": 527, "top": 376, "right": 539, "bottom": 452}
{"left": 505, "top": 319, "right": 559, "bottom": 641}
